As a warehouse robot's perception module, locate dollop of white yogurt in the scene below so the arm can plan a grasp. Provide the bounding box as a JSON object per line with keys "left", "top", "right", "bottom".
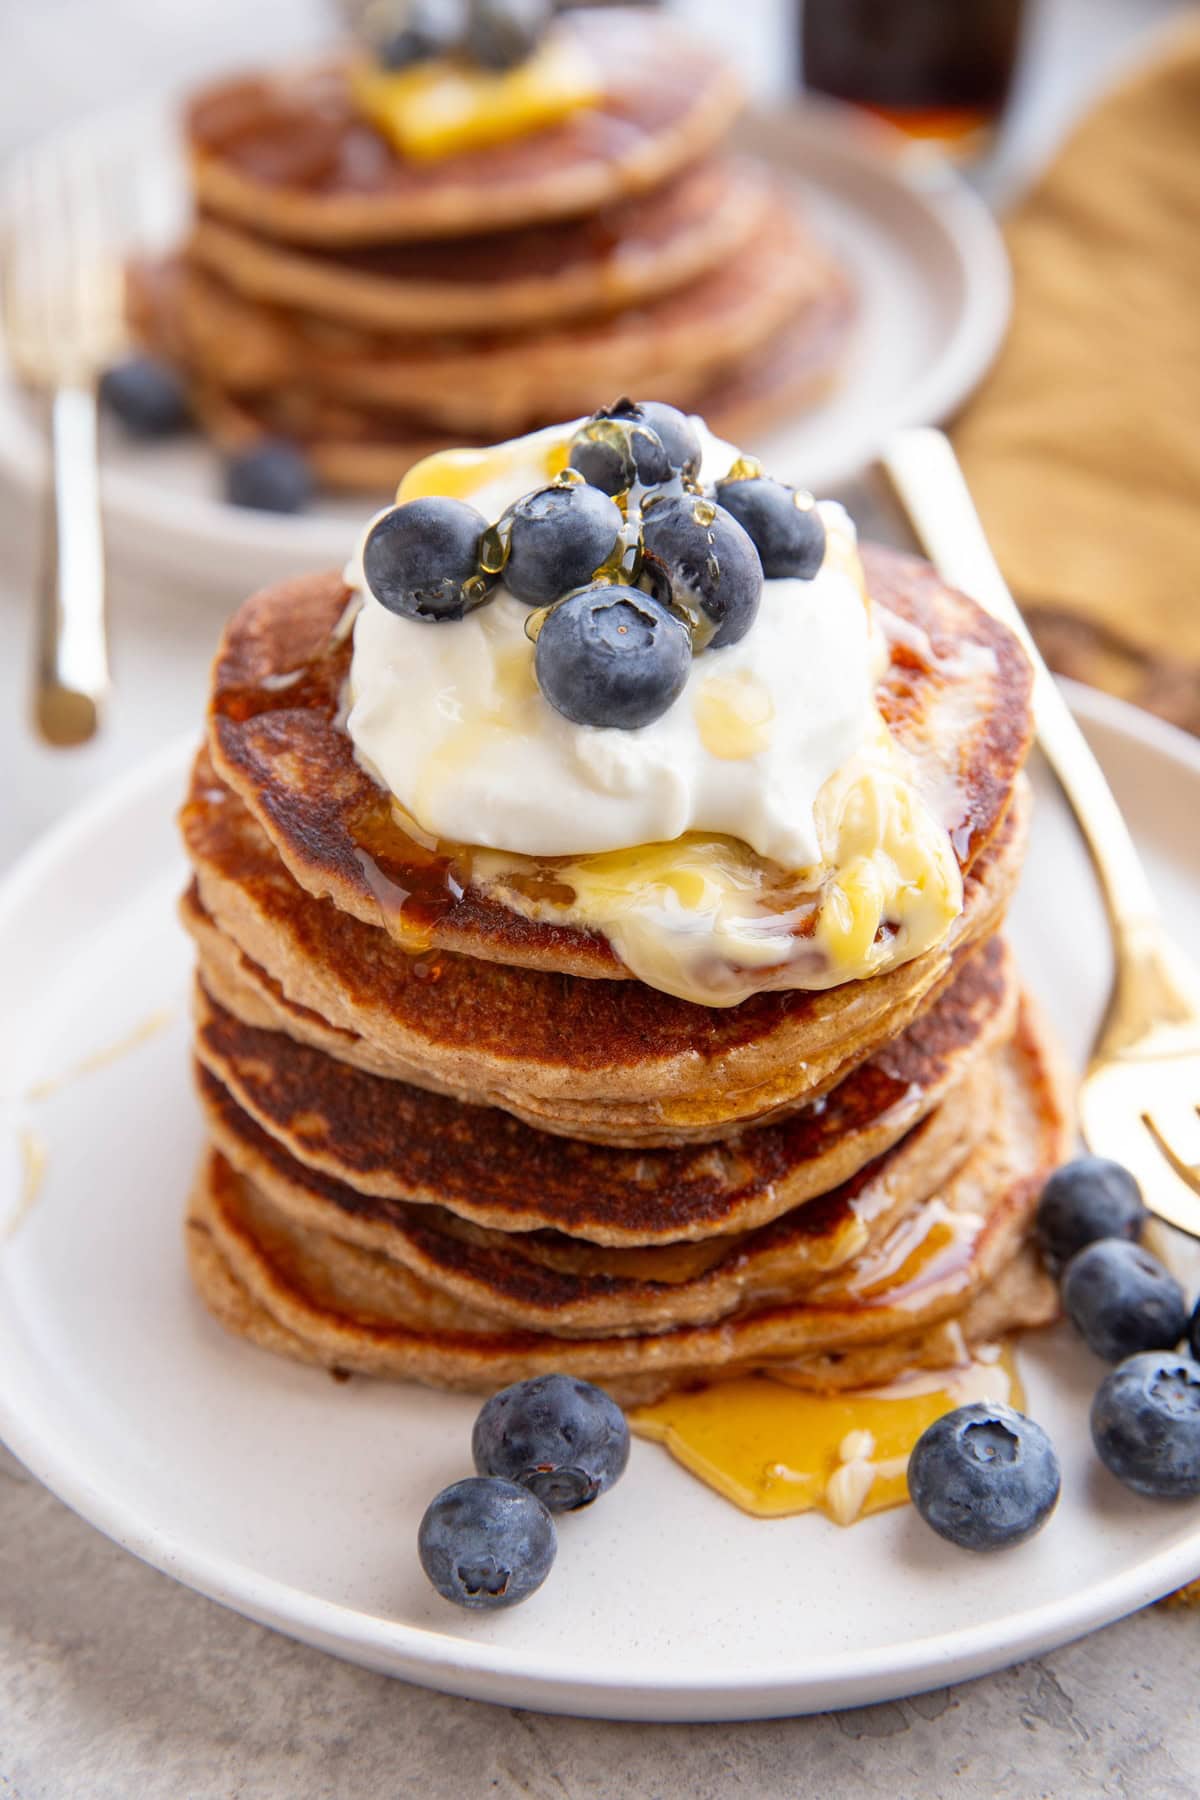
{"left": 344, "top": 423, "right": 880, "bottom": 867}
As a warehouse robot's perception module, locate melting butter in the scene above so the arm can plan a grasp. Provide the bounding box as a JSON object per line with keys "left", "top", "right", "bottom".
{"left": 350, "top": 32, "right": 601, "bottom": 162}
{"left": 471, "top": 725, "right": 963, "bottom": 1007}
{"left": 629, "top": 1347, "right": 1023, "bottom": 1524}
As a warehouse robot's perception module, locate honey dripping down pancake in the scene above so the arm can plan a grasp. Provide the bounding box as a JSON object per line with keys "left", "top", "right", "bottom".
{"left": 181, "top": 745, "right": 1027, "bottom": 1147}
{"left": 207, "top": 446, "right": 1032, "bottom": 1008}
{"left": 179, "top": 399, "right": 1057, "bottom": 1530}
{"left": 187, "top": 940, "right": 1018, "bottom": 1255}
{"left": 184, "top": 995, "right": 1069, "bottom": 1398}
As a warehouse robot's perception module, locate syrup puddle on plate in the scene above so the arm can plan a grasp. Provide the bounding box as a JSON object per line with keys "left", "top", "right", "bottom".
{"left": 629, "top": 1346, "right": 1021, "bottom": 1525}
{"left": 23, "top": 1004, "right": 177, "bottom": 1102}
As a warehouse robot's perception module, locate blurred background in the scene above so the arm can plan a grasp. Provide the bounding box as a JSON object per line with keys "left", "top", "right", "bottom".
{"left": 0, "top": 0, "right": 1195, "bottom": 864}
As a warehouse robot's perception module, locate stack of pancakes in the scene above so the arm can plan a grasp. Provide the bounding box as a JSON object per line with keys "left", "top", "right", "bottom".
{"left": 180, "top": 544, "right": 1069, "bottom": 1404}
{"left": 130, "top": 7, "right": 854, "bottom": 491}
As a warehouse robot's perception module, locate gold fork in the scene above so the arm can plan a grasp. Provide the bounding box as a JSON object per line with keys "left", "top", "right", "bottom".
{"left": 1, "top": 134, "right": 129, "bottom": 745}
{"left": 882, "top": 426, "right": 1200, "bottom": 1239}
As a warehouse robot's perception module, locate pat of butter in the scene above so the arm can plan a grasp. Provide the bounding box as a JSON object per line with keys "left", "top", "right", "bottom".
{"left": 350, "top": 32, "right": 602, "bottom": 162}
{"left": 810, "top": 732, "right": 963, "bottom": 982}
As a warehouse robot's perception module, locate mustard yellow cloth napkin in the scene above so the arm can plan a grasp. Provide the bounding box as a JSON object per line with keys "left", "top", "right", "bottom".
{"left": 957, "top": 32, "right": 1200, "bottom": 1610}
{"left": 953, "top": 24, "right": 1200, "bottom": 731}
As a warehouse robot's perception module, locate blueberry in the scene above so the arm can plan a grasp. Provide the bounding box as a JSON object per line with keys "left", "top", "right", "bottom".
{"left": 472, "top": 1374, "right": 630, "bottom": 1512}
{"left": 1191, "top": 1297, "right": 1200, "bottom": 1363}
{"left": 715, "top": 476, "right": 826, "bottom": 580}
{"left": 99, "top": 355, "right": 190, "bottom": 437}
{"left": 534, "top": 583, "right": 691, "bottom": 729}
{"left": 907, "top": 1402, "right": 1061, "bottom": 1551}
{"left": 640, "top": 495, "right": 762, "bottom": 648}
{"left": 224, "top": 441, "right": 313, "bottom": 514}
{"left": 503, "top": 483, "right": 623, "bottom": 606}
{"left": 465, "top": 0, "right": 550, "bottom": 70}
{"left": 568, "top": 410, "right": 672, "bottom": 496}
{"left": 377, "top": 0, "right": 458, "bottom": 68}
{"left": 1062, "top": 1238, "right": 1188, "bottom": 1363}
{"left": 1091, "top": 1352, "right": 1200, "bottom": 1498}
{"left": 418, "top": 1475, "right": 556, "bottom": 1610}
{"left": 362, "top": 495, "right": 492, "bottom": 622}
{"left": 1035, "top": 1156, "right": 1147, "bottom": 1273}
{"left": 606, "top": 398, "right": 702, "bottom": 481}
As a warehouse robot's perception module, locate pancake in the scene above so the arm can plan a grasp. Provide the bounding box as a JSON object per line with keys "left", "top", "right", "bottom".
{"left": 184, "top": 883, "right": 1017, "bottom": 1157}
{"left": 205, "top": 548, "right": 1034, "bottom": 981}
{"left": 189, "top": 935, "right": 1016, "bottom": 1248}
{"left": 183, "top": 749, "right": 1027, "bottom": 1144}
{"left": 185, "top": 12, "right": 744, "bottom": 246}
{"left": 186, "top": 158, "right": 772, "bottom": 335}
{"left": 177, "top": 290, "right": 855, "bottom": 493}
{"left": 131, "top": 198, "right": 839, "bottom": 437}
{"left": 194, "top": 1041, "right": 995, "bottom": 1335}
{"left": 187, "top": 1192, "right": 1056, "bottom": 1405}
{"left": 184, "top": 997, "right": 1069, "bottom": 1398}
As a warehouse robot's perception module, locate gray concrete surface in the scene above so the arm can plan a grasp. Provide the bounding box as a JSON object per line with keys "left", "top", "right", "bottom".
{"left": 4, "top": 2, "right": 1200, "bottom": 1795}
{"left": 3, "top": 1441, "right": 1198, "bottom": 1800}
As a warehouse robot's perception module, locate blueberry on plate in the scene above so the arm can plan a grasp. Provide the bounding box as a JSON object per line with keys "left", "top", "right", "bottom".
{"left": 715, "top": 475, "right": 826, "bottom": 580}
{"left": 1091, "top": 1352, "right": 1200, "bottom": 1498}
{"left": 1035, "top": 1155, "right": 1147, "bottom": 1273}
{"left": 465, "top": 0, "right": 551, "bottom": 70}
{"left": 224, "top": 440, "right": 314, "bottom": 514}
{"left": 99, "top": 355, "right": 191, "bottom": 437}
{"left": 1061, "top": 1238, "right": 1188, "bottom": 1363}
{"left": 534, "top": 583, "right": 691, "bottom": 729}
{"left": 1191, "top": 1296, "right": 1200, "bottom": 1363}
{"left": 907, "top": 1402, "right": 1061, "bottom": 1551}
{"left": 640, "top": 494, "right": 762, "bottom": 648}
{"left": 362, "top": 495, "right": 491, "bottom": 622}
{"left": 418, "top": 1476, "right": 556, "bottom": 1610}
{"left": 503, "top": 483, "right": 623, "bottom": 606}
{"left": 473, "top": 1374, "right": 630, "bottom": 1512}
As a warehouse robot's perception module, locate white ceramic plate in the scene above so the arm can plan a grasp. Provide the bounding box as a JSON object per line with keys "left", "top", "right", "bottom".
{"left": 2, "top": 684, "right": 1198, "bottom": 1723}
{"left": 0, "top": 96, "right": 1008, "bottom": 601}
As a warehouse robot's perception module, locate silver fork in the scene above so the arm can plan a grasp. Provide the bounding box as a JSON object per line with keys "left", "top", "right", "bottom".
{"left": 882, "top": 427, "right": 1200, "bottom": 1240}
{"left": 1, "top": 135, "right": 129, "bottom": 745}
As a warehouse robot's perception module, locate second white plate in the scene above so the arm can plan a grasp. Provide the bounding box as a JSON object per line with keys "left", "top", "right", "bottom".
{"left": 0, "top": 96, "right": 1008, "bottom": 600}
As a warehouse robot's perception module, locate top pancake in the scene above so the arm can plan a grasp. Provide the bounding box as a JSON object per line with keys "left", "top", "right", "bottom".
{"left": 206, "top": 546, "right": 1034, "bottom": 983}
{"left": 186, "top": 11, "right": 743, "bottom": 245}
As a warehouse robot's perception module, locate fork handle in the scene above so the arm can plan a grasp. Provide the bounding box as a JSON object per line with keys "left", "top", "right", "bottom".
{"left": 35, "top": 384, "right": 108, "bottom": 746}
{"left": 880, "top": 427, "right": 1162, "bottom": 938}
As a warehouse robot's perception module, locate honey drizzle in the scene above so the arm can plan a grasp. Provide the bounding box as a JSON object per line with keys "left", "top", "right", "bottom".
{"left": 630, "top": 1345, "right": 1024, "bottom": 1524}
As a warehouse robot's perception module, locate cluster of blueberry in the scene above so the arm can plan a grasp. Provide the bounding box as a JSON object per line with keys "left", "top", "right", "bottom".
{"left": 418, "top": 1373, "right": 630, "bottom": 1609}
{"left": 100, "top": 355, "right": 315, "bottom": 513}
{"left": 361, "top": 397, "right": 828, "bottom": 731}
{"left": 907, "top": 1155, "right": 1200, "bottom": 1553}
{"left": 371, "top": 0, "right": 556, "bottom": 75}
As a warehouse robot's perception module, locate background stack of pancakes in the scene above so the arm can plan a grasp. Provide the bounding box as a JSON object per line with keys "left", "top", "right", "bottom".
{"left": 129, "top": 6, "right": 854, "bottom": 491}
{"left": 179, "top": 543, "right": 1070, "bottom": 1403}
